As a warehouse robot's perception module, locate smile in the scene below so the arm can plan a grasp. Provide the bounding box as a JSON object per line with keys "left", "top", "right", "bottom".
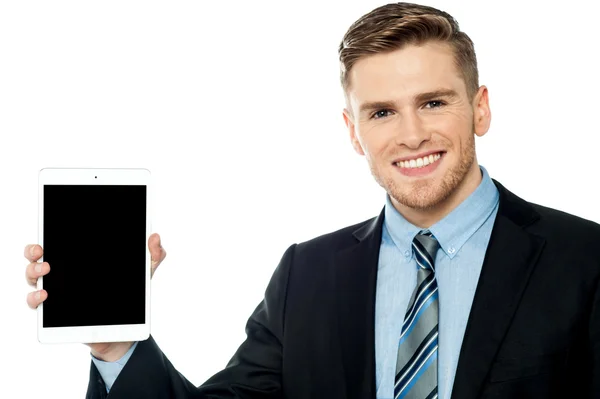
{"left": 396, "top": 152, "right": 443, "bottom": 169}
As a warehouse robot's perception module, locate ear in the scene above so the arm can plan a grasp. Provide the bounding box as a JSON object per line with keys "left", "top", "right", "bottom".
{"left": 343, "top": 108, "right": 365, "bottom": 156}
{"left": 472, "top": 85, "right": 491, "bottom": 137}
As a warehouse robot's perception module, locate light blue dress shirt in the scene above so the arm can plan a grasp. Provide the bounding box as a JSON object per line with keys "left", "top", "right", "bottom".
{"left": 375, "top": 165, "right": 499, "bottom": 399}
{"left": 91, "top": 341, "right": 138, "bottom": 392}
{"left": 93, "top": 166, "right": 499, "bottom": 397}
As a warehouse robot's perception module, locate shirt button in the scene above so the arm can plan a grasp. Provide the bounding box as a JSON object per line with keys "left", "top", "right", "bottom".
{"left": 448, "top": 247, "right": 456, "bottom": 254}
{"left": 404, "top": 250, "right": 410, "bottom": 257}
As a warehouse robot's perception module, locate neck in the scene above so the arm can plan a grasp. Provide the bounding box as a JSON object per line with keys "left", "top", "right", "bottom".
{"left": 391, "top": 162, "right": 483, "bottom": 229}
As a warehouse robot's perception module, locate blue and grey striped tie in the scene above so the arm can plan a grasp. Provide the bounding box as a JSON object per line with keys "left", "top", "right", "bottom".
{"left": 394, "top": 230, "right": 440, "bottom": 399}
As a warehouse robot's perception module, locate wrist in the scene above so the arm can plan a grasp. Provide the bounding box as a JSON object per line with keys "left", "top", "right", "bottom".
{"left": 90, "top": 341, "right": 134, "bottom": 362}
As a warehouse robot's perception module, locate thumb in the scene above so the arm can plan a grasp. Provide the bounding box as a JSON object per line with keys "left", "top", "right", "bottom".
{"left": 148, "top": 233, "right": 166, "bottom": 278}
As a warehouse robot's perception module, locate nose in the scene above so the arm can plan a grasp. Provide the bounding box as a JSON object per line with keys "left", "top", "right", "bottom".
{"left": 395, "top": 112, "right": 431, "bottom": 149}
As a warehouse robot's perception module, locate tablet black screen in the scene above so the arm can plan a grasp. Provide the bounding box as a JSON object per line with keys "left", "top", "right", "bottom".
{"left": 42, "top": 185, "right": 146, "bottom": 327}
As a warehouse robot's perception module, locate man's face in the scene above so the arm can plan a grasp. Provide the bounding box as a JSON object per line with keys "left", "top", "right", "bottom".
{"left": 343, "top": 41, "right": 490, "bottom": 212}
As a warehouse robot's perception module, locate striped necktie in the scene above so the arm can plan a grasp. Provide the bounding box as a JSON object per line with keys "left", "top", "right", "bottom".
{"left": 394, "top": 230, "right": 440, "bottom": 399}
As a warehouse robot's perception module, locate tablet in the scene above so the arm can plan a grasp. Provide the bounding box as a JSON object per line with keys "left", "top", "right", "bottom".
{"left": 37, "top": 168, "right": 151, "bottom": 344}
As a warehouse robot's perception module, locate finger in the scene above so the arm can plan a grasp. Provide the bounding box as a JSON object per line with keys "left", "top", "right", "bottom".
{"left": 148, "top": 233, "right": 166, "bottom": 277}
{"left": 151, "top": 248, "right": 166, "bottom": 277}
{"left": 149, "top": 233, "right": 163, "bottom": 264}
{"left": 151, "top": 246, "right": 166, "bottom": 266}
{"left": 24, "top": 244, "right": 43, "bottom": 263}
{"left": 25, "top": 261, "right": 50, "bottom": 287}
{"left": 26, "top": 290, "right": 48, "bottom": 309}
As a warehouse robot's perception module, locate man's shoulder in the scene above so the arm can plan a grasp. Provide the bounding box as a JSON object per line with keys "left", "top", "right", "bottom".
{"left": 528, "top": 201, "right": 600, "bottom": 236}
{"left": 494, "top": 178, "right": 600, "bottom": 238}
{"left": 293, "top": 214, "right": 379, "bottom": 256}
{"left": 521, "top": 201, "right": 600, "bottom": 255}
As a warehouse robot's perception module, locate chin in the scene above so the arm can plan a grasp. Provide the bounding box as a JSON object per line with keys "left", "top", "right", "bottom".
{"left": 383, "top": 162, "right": 463, "bottom": 211}
{"left": 391, "top": 180, "right": 453, "bottom": 211}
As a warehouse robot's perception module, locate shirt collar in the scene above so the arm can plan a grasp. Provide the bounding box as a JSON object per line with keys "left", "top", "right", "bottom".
{"left": 383, "top": 165, "right": 499, "bottom": 259}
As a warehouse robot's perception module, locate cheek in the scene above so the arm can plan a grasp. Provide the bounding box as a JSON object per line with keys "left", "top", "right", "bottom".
{"left": 432, "top": 113, "right": 464, "bottom": 131}
{"left": 446, "top": 110, "right": 473, "bottom": 135}
{"left": 357, "top": 124, "right": 395, "bottom": 158}
{"left": 432, "top": 116, "right": 472, "bottom": 149}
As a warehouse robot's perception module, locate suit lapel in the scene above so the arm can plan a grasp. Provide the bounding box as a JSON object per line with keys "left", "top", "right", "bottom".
{"left": 334, "top": 209, "right": 384, "bottom": 399}
{"left": 451, "top": 180, "right": 546, "bottom": 399}
{"left": 332, "top": 180, "right": 546, "bottom": 399}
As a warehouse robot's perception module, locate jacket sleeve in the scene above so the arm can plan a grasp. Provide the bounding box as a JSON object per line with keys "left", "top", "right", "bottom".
{"left": 590, "top": 267, "right": 600, "bottom": 397}
{"left": 85, "top": 243, "right": 295, "bottom": 399}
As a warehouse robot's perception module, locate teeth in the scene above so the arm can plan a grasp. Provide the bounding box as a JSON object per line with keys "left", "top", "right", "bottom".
{"left": 397, "top": 153, "right": 441, "bottom": 169}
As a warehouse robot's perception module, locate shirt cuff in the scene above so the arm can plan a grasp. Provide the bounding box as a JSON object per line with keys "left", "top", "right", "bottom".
{"left": 91, "top": 341, "right": 139, "bottom": 393}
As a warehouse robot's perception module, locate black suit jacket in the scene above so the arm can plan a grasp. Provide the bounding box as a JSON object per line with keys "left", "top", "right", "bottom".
{"left": 86, "top": 180, "right": 600, "bottom": 398}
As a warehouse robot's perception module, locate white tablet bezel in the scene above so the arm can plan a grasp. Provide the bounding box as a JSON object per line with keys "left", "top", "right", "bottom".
{"left": 37, "top": 168, "right": 152, "bottom": 344}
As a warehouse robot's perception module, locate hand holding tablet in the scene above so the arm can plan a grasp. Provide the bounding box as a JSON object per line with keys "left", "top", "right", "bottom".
{"left": 24, "top": 168, "right": 167, "bottom": 359}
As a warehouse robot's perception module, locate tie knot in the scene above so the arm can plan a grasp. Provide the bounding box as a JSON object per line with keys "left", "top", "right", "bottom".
{"left": 412, "top": 230, "right": 439, "bottom": 271}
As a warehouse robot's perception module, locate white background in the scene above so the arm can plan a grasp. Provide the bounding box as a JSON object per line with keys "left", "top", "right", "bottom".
{"left": 1, "top": 0, "right": 599, "bottom": 397}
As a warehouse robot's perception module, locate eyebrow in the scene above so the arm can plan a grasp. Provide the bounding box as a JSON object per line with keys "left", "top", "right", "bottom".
{"left": 359, "top": 100, "right": 397, "bottom": 115}
{"left": 414, "top": 89, "right": 459, "bottom": 104}
{"left": 358, "top": 89, "right": 460, "bottom": 115}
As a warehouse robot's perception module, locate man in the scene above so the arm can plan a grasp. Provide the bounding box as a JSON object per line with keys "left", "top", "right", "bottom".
{"left": 24, "top": 2, "right": 600, "bottom": 398}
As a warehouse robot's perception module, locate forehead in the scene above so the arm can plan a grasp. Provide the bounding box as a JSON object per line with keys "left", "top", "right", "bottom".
{"left": 347, "top": 42, "right": 466, "bottom": 107}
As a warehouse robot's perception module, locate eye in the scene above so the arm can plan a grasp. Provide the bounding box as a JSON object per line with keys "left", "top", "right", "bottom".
{"left": 372, "top": 109, "right": 394, "bottom": 119}
{"left": 424, "top": 100, "right": 445, "bottom": 109}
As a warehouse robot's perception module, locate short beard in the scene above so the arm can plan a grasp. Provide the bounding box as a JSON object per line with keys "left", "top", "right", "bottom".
{"left": 370, "top": 133, "right": 476, "bottom": 211}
